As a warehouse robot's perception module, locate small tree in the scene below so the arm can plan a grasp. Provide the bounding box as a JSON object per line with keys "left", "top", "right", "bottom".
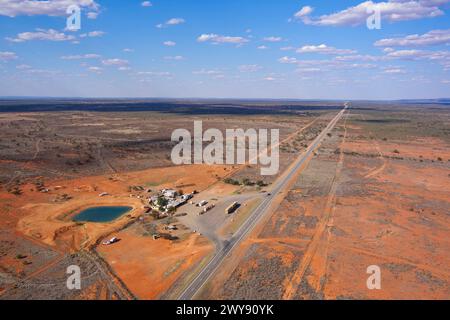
{"left": 224, "top": 178, "right": 239, "bottom": 185}
{"left": 157, "top": 196, "right": 168, "bottom": 211}
{"left": 256, "top": 180, "right": 266, "bottom": 187}
{"left": 167, "top": 207, "right": 176, "bottom": 215}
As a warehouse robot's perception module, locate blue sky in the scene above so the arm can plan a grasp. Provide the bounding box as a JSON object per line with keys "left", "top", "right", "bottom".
{"left": 0, "top": 0, "right": 450, "bottom": 99}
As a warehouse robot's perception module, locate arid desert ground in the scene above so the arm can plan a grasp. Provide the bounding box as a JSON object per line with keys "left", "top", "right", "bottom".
{"left": 0, "top": 99, "right": 448, "bottom": 300}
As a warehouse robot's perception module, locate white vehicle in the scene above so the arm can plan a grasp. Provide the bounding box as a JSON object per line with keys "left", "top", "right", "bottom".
{"left": 102, "top": 237, "right": 119, "bottom": 245}
{"left": 181, "top": 194, "right": 193, "bottom": 201}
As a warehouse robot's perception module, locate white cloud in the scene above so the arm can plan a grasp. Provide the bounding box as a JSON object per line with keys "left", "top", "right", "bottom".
{"left": 101, "top": 58, "right": 129, "bottom": 66}
{"left": 141, "top": 1, "right": 152, "bottom": 7}
{"left": 279, "top": 57, "right": 338, "bottom": 67}
{"left": 294, "top": 6, "right": 314, "bottom": 18}
{"left": 79, "top": 31, "right": 105, "bottom": 38}
{"left": 0, "top": 0, "right": 100, "bottom": 18}
{"left": 6, "top": 29, "right": 76, "bottom": 42}
{"left": 61, "top": 54, "right": 101, "bottom": 60}
{"left": 197, "top": 34, "right": 248, "bottom": 45}
{"left": 387, "top": 49, "right": 450, "bottom": 60}
{"left": 384, "top": 48, "right": 450, "bottom": 70}
{"left": 123, "top": 48, "right": 134, "bottom": 52}
{"left": 278, "top": 55, "right": 377, "bottom": 72}
{"left": 385, "top": 49, "right": 425, "bottom": 58}
{"left": 278, "top": 56, "right": 300, "bottom": 64}
{"left": 87, "top": 30, "right": 105, "bottom": 37}
{"left": 383, "top": 67, "right": 406, "bottom": 74}
{"left": 375, "top": 29, "right": 450, "bottom": 47}
{"left": 334, "top": 54, "right": 381, "bottom": 61}
{"left": 167, "top": 18, "right": 184, "bottom": 25}
{"left": 87, "top": 11, "right": 99, "bottom": 19}
{"left": 295, "top": 67, "right": 322, "bottom": 73}
{"left": 88, "top": 66, "right": 102, "bottom": 73}
{"left": 297, "top": 44, "right": 357, "bottom": 55}
{"left": 163, "top": 41, "right": 176, "bottom": 46}
{"left": 16, "top": 64, "right": 31, "bottom": 69}
{"left": 157, "top": 18, "right": 185, "bottom": 28}
{"left": 238, "top": 64, "right": 262, "bottom": 72}
{"left": 257, "top": 45, "right": 269, "bottom": 50}
{"left": 0, "top": 51, "right": 18, "bottom": 61}
{"left": 137, "top": 71, "right": 172, "bottom": 77}
{"left": 345, "top": 63, "right": 378, "bottom": 69}
{"left": 192, "top": 69, "right": 224, "bottom": 76}
{"left": 24, "top": 68, "right": 61, "bottom": 75}
{"left": 384, "top": 48, "right": 450, "bottom": 67}
{"left": 263, "top": 77, "right": 276, "bottom": 81}
{"left": 294, "top": 1, "right": 449, "bottom": 27}
{"left": 263, "top": 36, "right": 283, "bottom": 42}
{"left": 163, "top": 55, "right": 184, "bottom": 60}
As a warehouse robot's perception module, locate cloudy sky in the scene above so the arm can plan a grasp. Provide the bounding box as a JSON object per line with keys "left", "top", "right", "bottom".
{"left": 0, "top": 0, "right": 450, "bottom": 99}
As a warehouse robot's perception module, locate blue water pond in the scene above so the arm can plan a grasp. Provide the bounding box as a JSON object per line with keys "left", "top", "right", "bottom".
{"left": 73, "top": 206, "right": 132, "bottom": 223}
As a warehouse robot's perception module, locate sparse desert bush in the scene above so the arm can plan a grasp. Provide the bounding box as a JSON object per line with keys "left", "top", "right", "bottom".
{"left": 256, "top": 180, "right": 267, "bottom": 187}
{"left": 242, "top": 178, "right": 257, "bottom": 186}
{"left": 224, "top": 178, "right": 240, "bottom": 185}
{"left": 167, "top": 207, "right": 176, "bottom": 214}
{"left": 9, "top": 187, "right": 22, "bottom": 196}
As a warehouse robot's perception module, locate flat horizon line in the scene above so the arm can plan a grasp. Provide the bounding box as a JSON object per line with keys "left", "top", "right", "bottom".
{"left": 0, "top": 96, "right": 449, "bottom": 103}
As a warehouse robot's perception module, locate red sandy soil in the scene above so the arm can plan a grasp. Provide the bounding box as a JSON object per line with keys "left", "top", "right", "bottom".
{"left": 291, "top": 130, "right": 450, "bottom": 299}
{"left": 0, "top": 164, "right": 229, "bottom": 299}
{"left": 0, "top": 164, "right": 231, "bottom": 251}
{"left": 98, "top": 231, "right": 212, "bottom": 299}
{"left": 199, "top": 119, "right": 450, "bottom": 300}
{"left": 342, "top": 137, "right": 450, "bottom": 161}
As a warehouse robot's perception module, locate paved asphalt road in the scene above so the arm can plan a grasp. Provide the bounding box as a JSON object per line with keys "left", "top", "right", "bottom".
{"left": 178, "top": 105, "right": 348, "bottom": 300}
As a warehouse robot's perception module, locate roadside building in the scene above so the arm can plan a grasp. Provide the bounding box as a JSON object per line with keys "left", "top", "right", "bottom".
{"left": 162, "top": 189, "right": 177, "bottom": 199}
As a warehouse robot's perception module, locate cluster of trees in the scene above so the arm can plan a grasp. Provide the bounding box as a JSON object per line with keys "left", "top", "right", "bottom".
{"left": 224, "top": 178, "right": 267, "bottom": 187}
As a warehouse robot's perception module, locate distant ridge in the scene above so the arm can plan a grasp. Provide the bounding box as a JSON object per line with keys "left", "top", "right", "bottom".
{"left": 0, "top": 97, "right": 449, "bottom": 103}
{"left": 397, "top": 99, "right": 450, "bottom": 104}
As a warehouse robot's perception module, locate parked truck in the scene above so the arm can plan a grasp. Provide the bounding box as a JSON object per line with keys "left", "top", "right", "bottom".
{"left": 225, "top": 201, "right": 239, "bottom": 214}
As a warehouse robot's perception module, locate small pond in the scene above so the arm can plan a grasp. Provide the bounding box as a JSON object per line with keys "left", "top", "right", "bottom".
{"left": 72, "top": 206, "right": 132, "bottom": 223}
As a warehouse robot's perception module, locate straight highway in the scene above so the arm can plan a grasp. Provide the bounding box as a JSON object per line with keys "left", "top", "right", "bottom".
{"left": 178, "top": 104, "right": 348, "bottom": 300}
